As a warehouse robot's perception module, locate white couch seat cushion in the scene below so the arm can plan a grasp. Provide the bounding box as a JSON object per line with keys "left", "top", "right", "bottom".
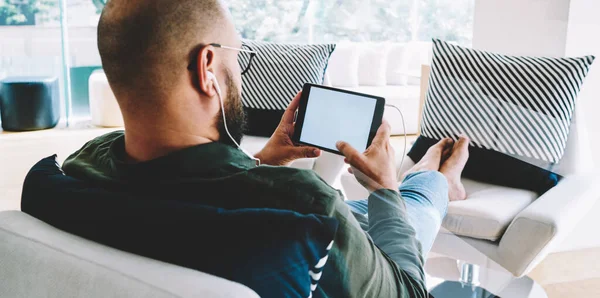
{"left": 442, "top": 179, "right": 538, "bottom": 241}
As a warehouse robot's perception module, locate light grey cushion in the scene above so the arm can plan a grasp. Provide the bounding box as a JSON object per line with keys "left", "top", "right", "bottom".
{"left": 0, "top": 211, "right": 259, "bottom": 298}
{"left": 441, "top": 179, "right": 539, "bottom": 241}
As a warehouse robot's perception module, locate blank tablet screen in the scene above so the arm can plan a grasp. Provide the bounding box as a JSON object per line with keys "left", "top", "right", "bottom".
{"left": 299, "top": 86, "right": 377, "bottom": 152}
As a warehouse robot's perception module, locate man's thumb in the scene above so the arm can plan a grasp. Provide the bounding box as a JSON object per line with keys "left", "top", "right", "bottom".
{"left": 298, "top": 146, "right": 321, "bottom": 158}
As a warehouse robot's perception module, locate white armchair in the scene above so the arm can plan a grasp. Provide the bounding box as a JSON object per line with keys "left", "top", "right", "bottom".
{"left": 341, "top": 65, "right": 600, "bottom": 297}
{"left": 0, "top": 211, "right": 259, "bottom": 298}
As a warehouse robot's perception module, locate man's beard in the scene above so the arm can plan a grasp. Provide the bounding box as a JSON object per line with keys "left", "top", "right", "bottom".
{"left": 216, "top": 70, "right": 246, "bottom": 147}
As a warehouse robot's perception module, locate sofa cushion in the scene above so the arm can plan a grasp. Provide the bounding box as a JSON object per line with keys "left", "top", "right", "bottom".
{"left": 386, "top": 43, "right": 408, "bottom": 85}
{"left": 21, "top": 156, "right": 339, "bottom": 298}
{"left": 357, "top": 43, "right": 389, "bottom": 86}
{"left": 240, "top": 40, "right": 335, "bottom": 137}
{"left": 395, "top": 41, "right": 433, "bottom": 86}
{"left": 328, "top": 42, "right": 360, "bottom": 87}
{"left": 441, "top": 179, "right": 539, "bottom": 241}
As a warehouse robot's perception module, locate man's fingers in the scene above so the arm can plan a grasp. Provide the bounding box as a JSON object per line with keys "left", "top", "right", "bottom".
{"left": 306, "top": 147, "right": 321, "bottom": 158}
{"left": 294, "top": 146, "right": 321, "bottom": 159}
{"left": 281, "top": 91, "right": 302, "bottom": 125}
{"left": 372, "top": 120, "right": 391, "bottom": 145}
{"left": 336, "top": 141, "right": 367, "bottom": 170}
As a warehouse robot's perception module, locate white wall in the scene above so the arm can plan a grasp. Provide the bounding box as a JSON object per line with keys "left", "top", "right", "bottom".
{"left": 473, "top": 0, "right": 600, "bottom": 252}
{"left": 557, "top": 0, "right": 600, "bottom": 252}
{"left": 473, "top": 0, "right": 571, "bottom": 57}
{"left": 565, "top": 0, "right": 600, "bottom": 170}
{"left": 473, "top": 0, "right": 599, "bottom": 167}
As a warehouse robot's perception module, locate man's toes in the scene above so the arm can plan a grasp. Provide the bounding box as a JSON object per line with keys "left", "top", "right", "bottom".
{"left": 426, "top": 138, "right": 452, "bottom": 156}
{"left": 441, "top": 138, "right": 454, "bottom": 159}
{"left": 446, "top": 136, "right": 469, "bottom": 159}
{"left": 436, "top": 138, "right": 454, "bottom": 149}
{"left": 455, "top": 136, "right": 470, "bottom": 150}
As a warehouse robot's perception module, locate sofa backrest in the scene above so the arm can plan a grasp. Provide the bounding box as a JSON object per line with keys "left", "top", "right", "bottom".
{"left": 326, "top": 41, "right": 432, "bottom": 88}
{"left": 0, "top": 211, "right": 259, "bottom": 298}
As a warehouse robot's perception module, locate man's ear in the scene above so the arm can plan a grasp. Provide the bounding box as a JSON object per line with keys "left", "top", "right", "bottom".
{"left": 195, "top": 45, "right": 217, "bottom": 97}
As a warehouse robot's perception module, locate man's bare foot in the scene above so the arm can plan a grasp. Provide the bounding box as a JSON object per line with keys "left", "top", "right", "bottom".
{"left": 401, "top": 138, "right": 454, "bottom": 181}
{"left": 439, "top": 136, "right": 470, "bottom": 201}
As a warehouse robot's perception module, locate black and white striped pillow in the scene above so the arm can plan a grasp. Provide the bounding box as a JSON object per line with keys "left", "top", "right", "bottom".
{"left": 421, "top": 39, "right": 595, "bottom": 163}
{"left": 240, "top": 40, "right": 335, "bottom": 137}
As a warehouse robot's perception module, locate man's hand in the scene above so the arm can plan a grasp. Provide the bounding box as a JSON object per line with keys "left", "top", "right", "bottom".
{"left": 336, "top": 121, "right": 398, "bottom": 192}
{"left": 255, "top": 92, "right": 321, "bottom": 166}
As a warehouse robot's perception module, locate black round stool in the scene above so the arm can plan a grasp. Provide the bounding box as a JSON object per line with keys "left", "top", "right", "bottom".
{"left": 0, "top": 76, "right": 60, "bottom": 131}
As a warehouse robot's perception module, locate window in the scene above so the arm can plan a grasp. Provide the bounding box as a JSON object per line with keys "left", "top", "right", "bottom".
{"left": 228, "top": 0, "right": 474, "bottom": 45}
{"left": 0, "top": 0, "right": 105, "bottom": 124}
{"left": 1, "top": 0, "right": 473, "bottom": 125}
{"left": 0, "top": 0, "right": 62, "bottom": 78}
{"left": 66, "top": 0, "right": 103, "bottom": 121}
{"left": 0, "top": 0, "right": 66, "bottom": 121}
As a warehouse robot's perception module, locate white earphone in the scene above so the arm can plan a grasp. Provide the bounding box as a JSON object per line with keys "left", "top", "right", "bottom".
{"left": 206, "top": 71, "right": 260, "bottom": 165}
{"left": 206, "top": 71, "right": 221, "bottom": 95}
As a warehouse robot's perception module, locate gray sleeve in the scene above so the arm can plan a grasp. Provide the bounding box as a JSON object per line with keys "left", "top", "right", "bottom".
{"left": 281, "top": 170, "right": 428, "bottom": 297}
{"left": 367, "top": 189, "right": 427, "bottom": 291}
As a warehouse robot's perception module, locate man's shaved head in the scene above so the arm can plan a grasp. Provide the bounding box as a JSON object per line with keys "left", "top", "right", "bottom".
{"left": 98, "top": 0, "right": 229, "bottom": 102}
{"left": 97, "top": 0, "right": 247, "bottom": 161}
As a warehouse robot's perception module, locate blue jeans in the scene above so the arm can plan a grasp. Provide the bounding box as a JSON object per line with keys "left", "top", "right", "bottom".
{"left": 346, "top": 171, "right": 448, "bottom": 258}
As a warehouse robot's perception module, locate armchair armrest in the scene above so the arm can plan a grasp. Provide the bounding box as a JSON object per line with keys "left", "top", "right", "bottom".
{"left": 498, "top": 174, "right": 600, "bottom": 277}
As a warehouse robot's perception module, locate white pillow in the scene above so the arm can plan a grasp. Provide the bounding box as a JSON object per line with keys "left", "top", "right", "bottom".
{"left": 327, "top": 42, "right": 360, "bottom": 87}
{"left": 386, "top": 43, "right": 408, "bottom": 85}
{"left": 396, "top": 41, "right": 432, "bottom": 85}
{"left": 358, "top": 43, "right": 390, "bottom": 86}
